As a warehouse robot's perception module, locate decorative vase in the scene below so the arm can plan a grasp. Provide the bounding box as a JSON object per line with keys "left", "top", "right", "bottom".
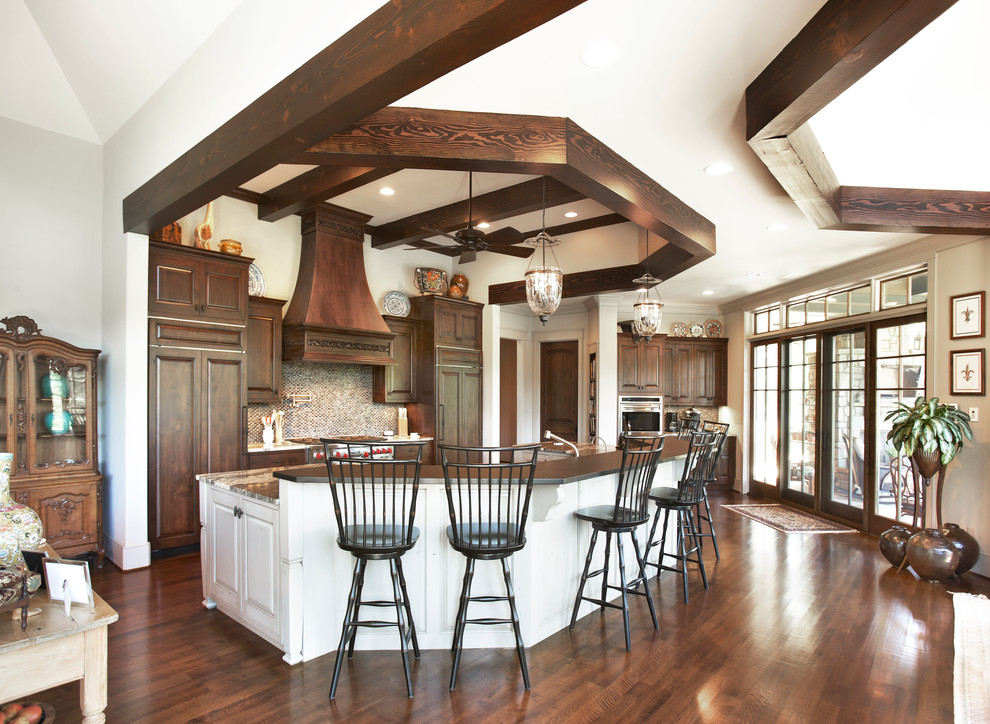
{"left": 879, "top": 525, "right": 913, "bottom": 568}
{"left": 414, "top": 267, "right": 447, "bottom": 295}
{"left": 39, "top": 372, "right": 68, "bottom": 398}
{"left": 941, "top": 523, "right": 980, "bottom": 576}
{"left": 905, "top": 528, "right": 959, "bottom": 582}
{"left": 912, "top": 449, "right": 944, "bottom": 480}
{"left": 262, "top": 426, "right": 275, "bottom": 446}
{"left": 449, "top": 273, "right": 469, "bottom": 298}
{"left": 44, "top": 409, "right": 73, "bottom": 435}
{"left": 0, "top": 453, "right": 44, "bottom": 566}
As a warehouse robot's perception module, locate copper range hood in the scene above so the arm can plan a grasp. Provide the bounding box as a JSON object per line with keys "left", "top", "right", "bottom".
{"left": 282, "top": 204, "right": 395, "bottom": 365}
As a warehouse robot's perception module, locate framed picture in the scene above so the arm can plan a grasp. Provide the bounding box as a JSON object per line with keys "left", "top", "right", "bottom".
{"left": 950, "top": 349, "right": 985, "bottom": 396}
{"left": 950, "top": 291, "right": 985, "bottom": 339}
{"left": 43, "top": 558, "right": 94, "bottom": 608}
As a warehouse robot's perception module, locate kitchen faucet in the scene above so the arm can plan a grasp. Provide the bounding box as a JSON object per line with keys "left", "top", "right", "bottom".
{"left": 545, "top": 430, "right": 579, "bottom": 457}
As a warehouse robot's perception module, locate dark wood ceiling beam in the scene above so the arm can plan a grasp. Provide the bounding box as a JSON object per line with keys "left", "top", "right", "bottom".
{"left": 372, "top": 177, "right": 583, "bottom": 249}
{"left": 122, "top": 0, "right": 587, "bottom": 234}
{"left": 487, "top": 245, "right": 697, "bottom": 305}
{"left": 526, "top": 212, "right": 628, "bottom": 239}
{"left": 258, "top": 167, "right": 396, "bottom": 222}
{"left": 746, "top": 0, "right": 958, "bottom": 141}
{"left": 837, "top": 187, "right": 990, "bottom": 233}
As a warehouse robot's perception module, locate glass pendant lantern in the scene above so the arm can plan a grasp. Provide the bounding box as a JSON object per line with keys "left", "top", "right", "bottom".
{"left": 631, "top": 231, "right": 664, "bottom": 341}
{"left": 524, "top": 178, "right": 563, "bottom": 325}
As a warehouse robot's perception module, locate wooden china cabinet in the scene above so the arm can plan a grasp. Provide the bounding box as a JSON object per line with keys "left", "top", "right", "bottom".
{"left": 0, "top": 316, "right": 103, "bottom": 562}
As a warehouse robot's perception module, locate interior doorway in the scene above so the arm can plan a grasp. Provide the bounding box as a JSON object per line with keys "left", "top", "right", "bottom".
{"left": 540, "top": 340, "right": 578, "bottom": 441}
{"left": 499, "top": 338, "right": 518, "bottom": 447}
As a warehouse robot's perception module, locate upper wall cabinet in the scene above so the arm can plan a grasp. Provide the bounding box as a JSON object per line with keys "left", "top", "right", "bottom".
{"left": 149, "top": 241, "right": 251, "bottom": 323}
{"left": 412, "top": 296, "right": 482, "bottom": 349}
{"left": 617, "top": 333, "right": 663, "bottom": 394}
{"left": 246, "top": 296, "right": 286, "bottom": 404}
{"left": 663, "top": 337, "right": 728, "bottom": 407}
{"left": 373, "top": 315, "right": 419, "bottom": 404}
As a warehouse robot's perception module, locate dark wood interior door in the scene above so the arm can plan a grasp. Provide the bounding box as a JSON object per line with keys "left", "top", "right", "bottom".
{"left": 540, "top": 341, "right": 578, "bottom": 441}
{"left": 500, "top": 339, "right": 517, "bottom": 448}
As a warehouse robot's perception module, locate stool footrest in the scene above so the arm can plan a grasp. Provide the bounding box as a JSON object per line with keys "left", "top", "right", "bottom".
{"left": 466, "top": 616, "right": 515, "bottom": 625}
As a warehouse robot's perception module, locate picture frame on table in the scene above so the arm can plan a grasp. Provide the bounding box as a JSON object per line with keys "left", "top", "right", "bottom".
{"left": 950, "top": 291, "right": 984, "bottom": 339}
{"left": 950, "top": 349, "right": 985, "bottom": 396}
{"left": 43, "top": 558, "right": 94, "bottom": 608}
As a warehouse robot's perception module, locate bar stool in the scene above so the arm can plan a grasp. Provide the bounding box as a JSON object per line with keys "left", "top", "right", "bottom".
{"left": 322, "top": 439, "right": 428, "bottom": 700}
{"left": 569, "top": 434, "right": 664, "bottom": 651}
{"left": 696, "top": 421, "right": 729, "bottom": 558}
{"left": 645, "top": 431, "right": 716, "bottom": 603}
{"left": 439, "top": 443, "right": 540, "bottom": 691}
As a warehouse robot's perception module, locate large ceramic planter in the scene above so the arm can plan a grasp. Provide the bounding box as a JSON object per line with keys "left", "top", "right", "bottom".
{"left": 879, "top": 525, "right": 913, "bottom": 568}
{"left": 0, "top": 453, "right": 44, "bottom": 566}
{"left": 941, "top": 523, "right": 981, "bottom": 576}
{"left": 905, "top": 528, "right": 959, "bottom": 582}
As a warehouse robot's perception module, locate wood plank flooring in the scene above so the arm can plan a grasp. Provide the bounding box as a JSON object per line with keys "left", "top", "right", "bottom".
{"left": 38, "top": 492, "right": 989, "bottom": 723}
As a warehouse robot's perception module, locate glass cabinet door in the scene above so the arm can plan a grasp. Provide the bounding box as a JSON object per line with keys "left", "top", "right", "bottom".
{"left": 0, "top": 350, "right": 8, "bottom": 455}
{"left": 29, "top": 352, "right": 93, "bottom": 473}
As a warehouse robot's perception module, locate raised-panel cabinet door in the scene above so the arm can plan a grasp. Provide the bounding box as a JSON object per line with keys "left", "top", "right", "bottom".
{"left": 150, "top": 253, "right": 200, "bottom": 317}
{"left": 31, "top": 483, "right": 99, "bottom": 555}
{"left": 202, "top": 350, "right": 247, "bottom": 475}
{"left": 618, "top": 335, "right": 641, "bottom": 392}
{"left": 373, "top": 316, "right": 417, "bottom": 403}
{"left": 202, "top": 261, "right": 248, "bottom": 322}
{"left": 459, "top": 366, "right": 483, "bottom": 447}
{"left": 241, "top": 497, "right": 280, "bottom": 637}
{"left": 246, "top": 297, "right": 285, "bottom": 404}
{"left": 436, "top": 366, "right": 461, "bottom": 446}
{"left": 436, "top": 306, "right": 461, "bottom": 346}
{"left": 456, "top": 306, "right": 482, "bottom": 348}
{"left": 149, "top": 349, "right": 201, "bottom": 550}
{"left": 639, "top": 340, "right": 663, "bottom": 393}
{"left": 664, "top": 343, "right": 694, "bottom": 404}
{"left": 206, "top": 487, "right": 242, "bottom": 609}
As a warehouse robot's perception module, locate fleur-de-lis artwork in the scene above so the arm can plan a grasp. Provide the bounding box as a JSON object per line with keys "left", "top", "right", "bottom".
{"left": 961, "top": 364, "right": 975, "bottom": 381}
{"left": 962, "top": 305, "right": 974, "bottom": 323}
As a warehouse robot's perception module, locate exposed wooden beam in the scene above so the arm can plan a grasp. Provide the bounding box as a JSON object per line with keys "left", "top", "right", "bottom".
{"left": 746, "top": 0, "right": 958, "bottom": 141}
{"left": 225, "top": 187, "right": 267, "bottom": 205}
{"left": 258, "top": 167, "right": 396, "bottom": 222}
{"left": 837, "top": 187, "right": 990, "bottom": 233}
{"left": 537, "top": 212, "right": 628, "bottom": 239}
{"left": 372, "top": 177, "right": 583, "bottom": 249}
{"left": 122, "top": 0, "right": 587, "bottom": 234}
{"left": 487, "top": 244, "right": 696, "bottom": 305}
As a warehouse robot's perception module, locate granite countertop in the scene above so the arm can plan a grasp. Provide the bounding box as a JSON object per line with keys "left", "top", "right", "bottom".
{"left": 247, "top": 437, "right": 434, "bottom": 454}
{"left": 539, "top": 441, "right": 610, "bottom": 456}
{"left": 196, "top": 468, "right": 283, "bottom": 502}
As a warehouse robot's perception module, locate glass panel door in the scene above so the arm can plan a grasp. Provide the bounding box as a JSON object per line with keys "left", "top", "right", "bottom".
{"left": 31, "top": 354, "right": 92, "bottom": 472}
{"left": 0, "top": 351, "right": 7, "bottom": 454}
{"left": 750, "top": 341, "right": 779, "bottom": 500}
{"left": 873, "top": 318, "right": 926, "bottom": 529}
{"left": 822, "top": 329, "right": 866, "bottom": 522}
{"left": 782, "top": 336, "right": 816, "bottom": 507}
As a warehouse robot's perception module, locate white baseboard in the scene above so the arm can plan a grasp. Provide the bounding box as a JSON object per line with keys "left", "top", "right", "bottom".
{"left": 104, "top": 535, "right": 151, "bottom": 570}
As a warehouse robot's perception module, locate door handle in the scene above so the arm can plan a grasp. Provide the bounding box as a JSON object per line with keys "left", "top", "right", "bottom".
{"left": 438, "top": 404, "right": 445, "bottom": 441}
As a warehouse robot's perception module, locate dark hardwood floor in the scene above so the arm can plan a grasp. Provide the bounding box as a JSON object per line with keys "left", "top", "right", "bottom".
{"left": 42, "top": 492, "right": 988, "bottom": 723}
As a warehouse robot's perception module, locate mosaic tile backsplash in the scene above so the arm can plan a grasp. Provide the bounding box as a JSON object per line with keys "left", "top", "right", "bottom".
{"left": 248, "top": 361, "right": 401, "bottom": 443}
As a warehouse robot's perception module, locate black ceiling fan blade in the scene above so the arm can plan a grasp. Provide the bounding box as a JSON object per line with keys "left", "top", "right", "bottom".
{"left": 491, "top": 245, "right": 535, "bottom": 258}
{"left": 483, "top": 226, "right": 525, "bottom": 245}
{"left": 459, "top": 249, "right": 477, "bottom": 264}
{"left": 422, "top": 227, "right": 462, "bottom": 244}
{"left": 405, "top": 240, "right": 461, "bottom": 257}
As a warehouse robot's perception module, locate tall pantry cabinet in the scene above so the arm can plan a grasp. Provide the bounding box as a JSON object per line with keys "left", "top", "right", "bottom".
{"left": 148, "top": 241, "right": 250, "bottom": 551}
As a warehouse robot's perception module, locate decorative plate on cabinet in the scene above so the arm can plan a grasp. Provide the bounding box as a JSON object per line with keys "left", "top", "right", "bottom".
{"left": 689, "top": 322, "right": 704, "bottom": 337}
{"left": 670, "top": 322, "right": 688, "bottom": 337}
{"left": 704, "top": 319, "right": 722, "bottom": 338}
{"left": 248, "top": 262, "right": 266, "bottom": 297}
{"left": 382, "top": 290, "right": 411, "bottom": 317}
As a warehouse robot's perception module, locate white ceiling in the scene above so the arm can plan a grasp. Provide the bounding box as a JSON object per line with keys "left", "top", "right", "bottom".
{"left": 3, "top": 0, "right": 986, "bottom": 309}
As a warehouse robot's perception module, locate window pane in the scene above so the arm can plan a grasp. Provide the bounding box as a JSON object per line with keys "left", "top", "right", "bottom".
{"left": 900, "top": 321, "right": 926, "bottom": 355}
{"left": 807, "top": 298, "right": 825, "bottom": 324}
{"left": 755, "top": 310, "right": 768, "bottom": 334}
{"left": 909, "top": 274, "right": 928, "bottom": 304}
{"left": 882, "top": 278, "right": 908, "bottom": 308}
{"left": 827, "top": 292, "right": 848, "bottom": 319}
{"left": 850, "top": 286, "right": 871, "bottom": 315}
{"left": 769, "top": 307, "right": 781, "bottom": 331}
{"left": 787, "top": 303, "right": 805, "bottom": 328}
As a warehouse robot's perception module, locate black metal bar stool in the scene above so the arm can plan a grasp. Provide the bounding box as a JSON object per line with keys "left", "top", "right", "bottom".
{"left": 644, "top": 431, "right": 716, "bottom": 604}
{"left": 568, "top": 434, "right": 664, "bottom": 650}
{"left": 439, "top": 443, "right": 540, "bottom": 691}
{"left": 322, "top": 439, "right": 428, "bottom": 699}
{"left": 696, "top": 421, "right": 729, "bottom": 559}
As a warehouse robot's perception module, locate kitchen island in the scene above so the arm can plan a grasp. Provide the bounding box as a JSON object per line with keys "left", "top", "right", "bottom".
{"left": 198, "top": 438, "right": 690, "bottom": 664}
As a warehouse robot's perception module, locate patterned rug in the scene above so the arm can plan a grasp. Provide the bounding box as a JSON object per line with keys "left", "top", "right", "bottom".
{"left": 723, "top": 504, "right": 857, "bottom": 534}
{"left": 952, "top": 592, "right": 990, "bottom": 723}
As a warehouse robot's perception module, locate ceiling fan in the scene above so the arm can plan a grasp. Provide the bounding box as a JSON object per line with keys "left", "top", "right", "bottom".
{"left": 413, "top": 172, "right": 534, "bottom": 264}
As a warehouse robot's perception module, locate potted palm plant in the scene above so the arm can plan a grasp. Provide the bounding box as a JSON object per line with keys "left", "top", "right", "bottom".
{"left": 884, "top": 396, "right": 974, "bottom": 581}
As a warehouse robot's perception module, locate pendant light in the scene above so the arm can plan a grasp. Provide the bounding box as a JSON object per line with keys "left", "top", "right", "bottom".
{"left": 631, "top": 230, "right": 664, "bottom": 341}
{"left": 524, "top": 178, "right": 563, "bottom": 325}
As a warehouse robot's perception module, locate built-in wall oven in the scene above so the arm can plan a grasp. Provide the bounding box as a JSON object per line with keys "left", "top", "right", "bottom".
{"left": 618, "top": 396, "right": 664, "bottom": 434}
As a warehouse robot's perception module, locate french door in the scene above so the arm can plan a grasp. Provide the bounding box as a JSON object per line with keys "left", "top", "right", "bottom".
{"left": 749, "top": 314, "right": 925, "bottom": 530}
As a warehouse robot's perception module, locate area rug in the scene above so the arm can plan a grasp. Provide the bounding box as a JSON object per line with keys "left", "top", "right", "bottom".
{"left": 952, "top": 592, "right": 990, "bottom": 723}
{"left": 723, "top": 504, "right": 857, "bottom": 534}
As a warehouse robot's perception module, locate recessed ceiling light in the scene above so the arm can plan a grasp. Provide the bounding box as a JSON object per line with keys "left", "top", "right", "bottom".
{"left": 767, "top": 223, "right": 788, "bottom": 232}
{"left": 704, "top": 162, "right": 733, "bottom": 176}
{"left": 746, "top": 272, "right": 762, "bottom": 278}
{"left": 379, "top": 187, "right": 395, "bottom": 196}
{"left": 477, "top": 222, "right": 490, "bottom": 229}
{"left": 580, "top": 38, "right": 620, "bottom": 68}
{"left": 564, "top": 211, "right": 578, "bottom": 218}
{"left": 702, "top": 290, "right": 715, "bottom": 295}
{"left": 780, "top": 272, "right": 799, "bottom": 279}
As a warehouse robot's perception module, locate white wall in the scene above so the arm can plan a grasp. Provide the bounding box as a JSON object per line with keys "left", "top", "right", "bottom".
{"left": 0, "top": 117, "right": 102, "bottom": 346}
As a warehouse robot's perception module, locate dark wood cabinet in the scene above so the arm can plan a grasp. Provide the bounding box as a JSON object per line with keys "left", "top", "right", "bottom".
{"left": 246, "top": 296, "right": 285, "bottom": 404}
{"left": 247, "top": 448, "right": 307, "bottom": 470}
{"left": 148, "top": 242, "right": 251, "bottom": 552}
{"left": 0, "top": 318, "right": 103, "bottom": 561}
{"left": 373, "top": 316, "right": 418, "bottom": 404}
{"left": 412, "top": 296, "right": 482, "bottom": 349}
{"left": 407, "top": 297, "right": 483, "bottom": 464}
{"left": 617, "top": 333, "right": 663, "bottom": 393}
{"left": 711, "top": 435, "right": 736, "bottom": 491}
{"left": 663, "top": 337, "right": 728, "bottom": 407}
{"left": 148, "top": 241, "right": 251, "bottom": 323}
